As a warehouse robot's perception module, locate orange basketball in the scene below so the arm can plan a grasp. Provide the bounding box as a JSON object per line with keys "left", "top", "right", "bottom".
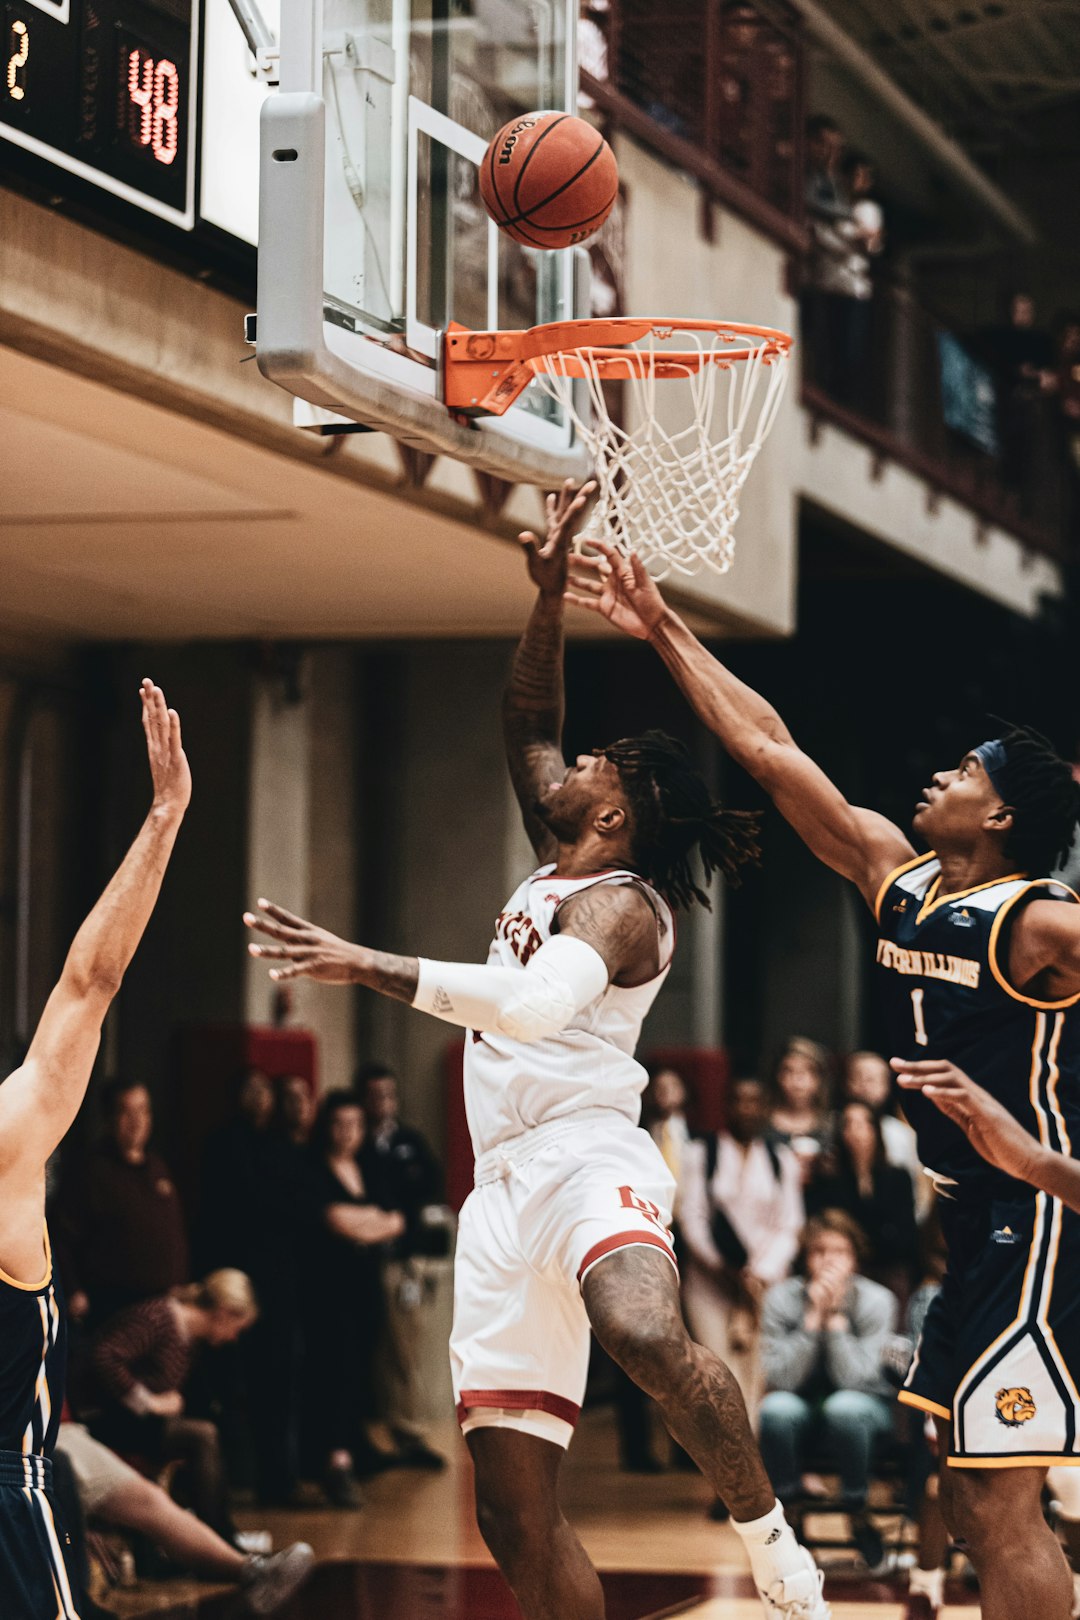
{"left": 479, "top": 111, "right": 618, "bottom": 251}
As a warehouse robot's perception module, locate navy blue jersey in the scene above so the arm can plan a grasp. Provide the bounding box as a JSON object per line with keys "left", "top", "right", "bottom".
{"left": 875, "top": 854, "right": 1080, "bottom": 1202}
{"left": 0, "top": 1226, "right": 66, "bottom": 1456}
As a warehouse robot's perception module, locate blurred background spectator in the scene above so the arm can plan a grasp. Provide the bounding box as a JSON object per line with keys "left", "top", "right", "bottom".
{"left": 806, "top": 1100, "right": 919, "bottom": 1304}
{"left": 759, "top": 1210, "right": 898, "bottom": 1572}
{"left": 198, "top": 1067, "right": 309, "bottom": 1507}
{"left": 357, "top": 1063, "right": 447, "bottom": 1472}
{"left": 641, "top": 1063, "right": 694, "bottom": 1220}
{"left": 768, "top": 1037, "right": 833, "bottom": 1185}
{"left": 89, "top": 1270, "right": 258, "bottom": 1549}
{"left": 843, "top": 1050, "right": 930, "bottom": 1222}
{"left": 57, "top": 1079, "right": 189, "bottom": 1329}
{"left": 680, "top": 1077, "right": 804, "bottom": 1425}
{"left": 305, "top": 1091, "right": 405, "bottom": 1507}
{"left": 276, "top": 1072, "right": 316, "bottom": 1150}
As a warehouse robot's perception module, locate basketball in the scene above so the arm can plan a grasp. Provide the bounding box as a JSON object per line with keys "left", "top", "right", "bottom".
{"left": 479, "top": 111, "right": 619, "bottom": 250}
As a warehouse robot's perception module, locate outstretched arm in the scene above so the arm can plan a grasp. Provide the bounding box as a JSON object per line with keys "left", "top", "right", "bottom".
{"left": 567, "top": 544, "right": 914, "bottom": 906}
{"left": 504, "top": 480, "right": 596, "bottom": 859}
{"left": 0, "top": 682, "right": 190, "bottom": 1187}
{"left": 893, "top": 1057, "right": 1080, "bottom": 1212}
{"left": 244, "top": 880, "right": 656, "bottom": 1031}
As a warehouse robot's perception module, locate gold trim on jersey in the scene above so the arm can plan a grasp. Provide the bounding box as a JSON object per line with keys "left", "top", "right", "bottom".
{"left": 874, "top": 852, "right": 935, "bottom": 924}
{"left": 915, "top": 872, "right": 1027, "bottom": 927}
{"left": 987, "top": 878, "right": 1080, "bottom": 1011}
{"left": 0, "top": 1223, "right": 52, "bottom": 1293}
{"left": 898, "top": 1391, "right": 951, "bottom": 1421}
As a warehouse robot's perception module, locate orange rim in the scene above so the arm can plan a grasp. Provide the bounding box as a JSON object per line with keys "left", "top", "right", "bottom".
{"left": 443, "top": 317, "right": 793, "bottom": 415}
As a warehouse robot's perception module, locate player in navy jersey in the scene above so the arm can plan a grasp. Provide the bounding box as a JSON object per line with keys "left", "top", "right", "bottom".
{"left": 569, "top": 541, "right": 1080, "bottom": 1620}
{"left": 0, "top": 682, "right": 190, "bottom": 1620}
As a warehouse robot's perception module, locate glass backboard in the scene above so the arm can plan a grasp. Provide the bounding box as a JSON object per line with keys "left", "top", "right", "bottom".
{"left": 256, "top": 0, "right": 590, "bottom": 482}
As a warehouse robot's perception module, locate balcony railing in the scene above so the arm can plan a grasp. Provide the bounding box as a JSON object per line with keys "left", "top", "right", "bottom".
{"left": 580, "top": 0, "right": 808, "bottom": 252}
{"left": 800, "top": 278, "right": 1069, "bottom": 561}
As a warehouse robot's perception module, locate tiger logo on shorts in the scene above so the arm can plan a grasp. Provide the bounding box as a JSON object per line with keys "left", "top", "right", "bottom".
{"left": 995, "top": 1386, "right": 1037, "bottom": 1427}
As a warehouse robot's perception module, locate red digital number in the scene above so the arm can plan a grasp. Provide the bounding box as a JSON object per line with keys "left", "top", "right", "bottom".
{"left": 126, "top": 46, "right": 179, "bottom": 166}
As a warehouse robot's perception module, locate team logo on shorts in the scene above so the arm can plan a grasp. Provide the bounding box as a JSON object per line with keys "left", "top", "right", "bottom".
{"left": 995, "top": 1386, "right": 1037, "bottom": 1427}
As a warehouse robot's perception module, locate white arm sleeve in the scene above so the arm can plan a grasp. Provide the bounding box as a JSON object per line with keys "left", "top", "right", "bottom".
{"left": 412, "top": 934, "right": 610, "bottom": 1043}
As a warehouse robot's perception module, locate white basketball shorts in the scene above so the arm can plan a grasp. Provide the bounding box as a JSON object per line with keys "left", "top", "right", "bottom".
{"left": 451, "top": 1111, "right": 677, "bottom": 1449}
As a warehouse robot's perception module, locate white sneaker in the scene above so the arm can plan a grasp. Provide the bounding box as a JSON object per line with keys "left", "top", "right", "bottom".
{"left": 758, "top": 1545, "right": 831, "bottom": 1619}
{"left": 243, "top": 1542, "right": 316, "bottom": 1615}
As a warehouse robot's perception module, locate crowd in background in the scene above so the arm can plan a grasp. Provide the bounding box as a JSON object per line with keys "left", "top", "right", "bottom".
{"left": 642, "top": 1039, "right": 941, "bottom": 1575}
{"left": 49, "top": 1034, "right": 970, "bottom": 1598}
{"left": 48, "top": 1063, "right": 448, "bottom": 1611}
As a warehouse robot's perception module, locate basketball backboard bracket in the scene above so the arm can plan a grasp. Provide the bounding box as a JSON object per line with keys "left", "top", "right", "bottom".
{"left": 253, "top": 0, "right": 591, "bottom": 486}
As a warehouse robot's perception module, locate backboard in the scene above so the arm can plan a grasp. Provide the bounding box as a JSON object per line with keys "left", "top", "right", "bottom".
{"left": 255, "top": 0, "right": 591, "bottom": 482}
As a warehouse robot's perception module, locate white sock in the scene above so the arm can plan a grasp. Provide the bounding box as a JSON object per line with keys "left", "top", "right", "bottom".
{"left": 909, "top": 1565, "right": 945, "bottom": 1610}
{"left": 732, "top": 1500, "right": 807, "bottom": 1590}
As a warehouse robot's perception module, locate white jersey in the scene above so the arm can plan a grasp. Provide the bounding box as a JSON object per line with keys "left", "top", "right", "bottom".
{"left": 463, "top": 865, "right": 675, "bottom": 1159}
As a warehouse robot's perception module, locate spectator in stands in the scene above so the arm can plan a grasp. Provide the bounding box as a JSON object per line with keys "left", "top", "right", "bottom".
{"left": 680, "top": 1077, "right": 804, "bottom": 1423}
{"left": 276, "top": 1072, "right": 316, "bottom": 1149}
{"left": 306, "top": 1091, "right": 405, "bottom": 1506}
{"left": 843, "top": 1050, "right": 929, "bottom": 1221}
{"left": 803, "top": 115, "right": 856, "bottom": 401}
{"left": 836, "top": 149, "right": 885, "bottom": 413}
{"left": 768, "top": 1036, "right": 833, "bottom": 1185}
{"left": 198, "top": 1066, "right": 308, "bottom": 1507}
{"left": 984, "top": 291, "right": 1056, "bottom": 499}
{"left": 357, "top": 1063, "right": 446, "bottom": 1472}
{"left": 56, "top": 1417, "right": 313, "bottom": 1613}
{"left": 57, "top": 1078, "right": 189, "bottom": 1327}
{"left": 641, "top": 1063, "right": 694, "bottom": 1217}
{"left": 807, "top": 1100, "right": 919, "bottom": 1302}
{"left": 759, "top": 1210, "right": 898, "bottom": 1571}
{"left": 89, "top": 1270, "right": 258, "bottom": 1548}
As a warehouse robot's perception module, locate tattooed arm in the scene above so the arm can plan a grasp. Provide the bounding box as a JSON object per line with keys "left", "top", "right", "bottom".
{"left": 245, "top": 900, "right": 420, "bottom": 1001}
{"left": 504, "top": 480, "right": 596, "bottom": 859}
{"left": 555, "top": 881, "right": 662, "bottom": 986}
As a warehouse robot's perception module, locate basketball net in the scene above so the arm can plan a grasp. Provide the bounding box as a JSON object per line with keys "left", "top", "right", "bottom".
{"left": 531, "top": 327, "right": 790, "bottom": 580}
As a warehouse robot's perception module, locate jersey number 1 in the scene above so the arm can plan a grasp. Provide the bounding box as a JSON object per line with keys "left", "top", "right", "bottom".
{"left": 911, "top": 988, "right": 929, "bottom": 1047}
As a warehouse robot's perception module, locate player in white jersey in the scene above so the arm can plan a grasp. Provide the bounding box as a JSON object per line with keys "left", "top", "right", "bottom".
{"left": 245, "top": 483, "right": 830, "bottom": 1620}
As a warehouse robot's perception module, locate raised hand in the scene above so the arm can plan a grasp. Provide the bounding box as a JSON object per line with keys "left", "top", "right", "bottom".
{"left": 141, "top": 679, "right": 191, "bottom": 815}
{"left": 518, "top": 478, "right": 597, "bottom": 597}
{"left": 245, "top": 899, "right": 363, "bottom": 984}
{"left": 892, "top": 1057, "right": 1040, "bottom": 1184}
{"left": 565, "top": 540, "right": 670, "bottom": 641}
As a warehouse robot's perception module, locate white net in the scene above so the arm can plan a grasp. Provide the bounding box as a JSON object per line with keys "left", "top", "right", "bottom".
{"left": 531, "top": 325, "right": 790, "bottom": 579}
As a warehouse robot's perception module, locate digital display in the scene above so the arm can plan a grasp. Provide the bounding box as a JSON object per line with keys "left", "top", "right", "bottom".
{"left": 2, "top": 0, "right": 196, "bottom": 225}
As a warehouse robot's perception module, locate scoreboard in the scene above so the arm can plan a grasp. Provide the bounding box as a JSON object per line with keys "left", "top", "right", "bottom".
{"left": 2, "top": 0, "right": 199, "bottom": 226}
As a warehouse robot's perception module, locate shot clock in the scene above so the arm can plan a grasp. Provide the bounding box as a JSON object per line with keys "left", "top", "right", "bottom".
{"left": 2, "top": 0, "right": 197, "bottom": 225}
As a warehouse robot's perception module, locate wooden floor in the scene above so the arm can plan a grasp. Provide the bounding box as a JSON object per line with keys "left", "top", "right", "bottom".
{"left": 104, "top": 1410, "right": 979, "bottom": 1618}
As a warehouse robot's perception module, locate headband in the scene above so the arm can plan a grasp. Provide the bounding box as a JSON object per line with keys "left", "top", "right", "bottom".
{"left": 973, "top": 739, "right": 1009, "bottom": 797}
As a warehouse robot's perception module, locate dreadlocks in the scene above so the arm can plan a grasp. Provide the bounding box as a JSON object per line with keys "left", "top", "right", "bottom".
{"left": 991, "top": 722, "right": 1080, "bottom": 875}
{"left": 599, "top": 730, "right": 762, "bottom": 909}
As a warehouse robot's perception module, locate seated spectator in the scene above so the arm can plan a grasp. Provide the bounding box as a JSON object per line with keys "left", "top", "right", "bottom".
{"left": 198, "top": 1067, "right": 308, "bottom": 1507}
{"left": 56, "top": 1417, "right": 312, "bottom": 1613}
{"left": 759, "top": 1210, "right": 898, "bottom": 1571}
{"left": 843, "top": 1050, "right": 930, "bottom": 1221}
{"left": 680, "top": 1077, "right": 804, "bottom": 1422}
{"left": 768, "top": 1037, "right": 833, "bottom": 1184}
{"left": 305, "top": 1092, "right": 405, "bottom": 1506}
{"left": 807, "top": 1100, "right": 919, "bottom": 1300}
{"left": 89, "top": 1270, "right": 258, "bottom": 1548}
{"left": 56, "top": 1078, "right": 189, "bottom": 1327}
{"left": 276, "top": 1072, "right": 316, "bottom": 1149}
{"left": 641, "top": 1063, "right": 694, "bottom": 1217}
{"left": 357, "top": 1062, "right": 447, "bottom": 1472}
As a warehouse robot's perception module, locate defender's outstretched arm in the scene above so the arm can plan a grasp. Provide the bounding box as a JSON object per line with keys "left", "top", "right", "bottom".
{"left": 895, "top": 1057, "right": 1080, "bottom": 1213}
{"left": 503, "top": 480, "right": 595, "bottom": 859}
{"left": 567, "top": 544, "right": 913, "bottom": 907}
{"left": 0, "top": 682, "right": 190, "bottom": 1187}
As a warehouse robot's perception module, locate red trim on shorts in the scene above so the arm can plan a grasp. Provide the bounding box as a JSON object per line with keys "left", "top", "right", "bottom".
{"left": 576, "top": 1229, "right": 678, "bottom": 1284}
{"left": 456, "top": 1390, "right": 581, "bottom": 1428}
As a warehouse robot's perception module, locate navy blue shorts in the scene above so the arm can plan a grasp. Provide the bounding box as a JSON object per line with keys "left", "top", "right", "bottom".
{"left": 900, "top": 1190, "right": 1080, "bottom": 1469}
{"left": 0, "top": 1453, "right": 81, "bottom": 1619}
